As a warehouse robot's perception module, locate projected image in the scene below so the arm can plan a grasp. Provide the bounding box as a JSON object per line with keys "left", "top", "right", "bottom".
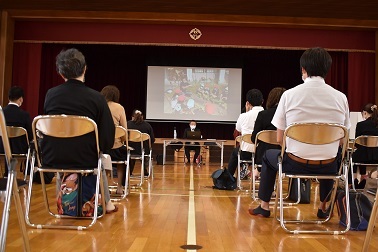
{"left": 146, "top": 66, "right": 241, "bottom": 122}
{"left": 164, "top": 67, "right": 229, "bottom": 116}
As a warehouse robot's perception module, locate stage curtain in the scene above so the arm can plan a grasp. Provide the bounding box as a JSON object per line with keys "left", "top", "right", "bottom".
{"left": 325, "top": 52, "right": 348, "bottom": 94}
{"left": 12, "top": 43, "right": 42, "bottom": 119}
{"left": 13, "top": 43, "right": 374, "bottom": 139}
{"left": 347, "top": 52, "right": 375, "bottom": 111}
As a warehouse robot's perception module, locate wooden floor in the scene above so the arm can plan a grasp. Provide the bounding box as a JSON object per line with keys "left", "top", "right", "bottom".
{"left": 1, "top": 161, "right": 378, "bottom": 252}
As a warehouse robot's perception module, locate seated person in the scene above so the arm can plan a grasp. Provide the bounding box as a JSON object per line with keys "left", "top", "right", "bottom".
{"left": 227, "top": 89, "right": 264, "bottom": 178}
{"left": 126, "top": 109, "right": 155, "bottom": 178}
{"left": 251, "top": 87, "right": 286, "bottom": 178}
{"left": 352, "top": 103, "right": 378, "bottom": 189}
{"left": 101, "top": 85, "right": 128, "bottom": 194}
{"left": 250, "top": 47, "right": 350, "bottom": 218}
{"left": 43, "top": 48, "right": 118, "bottom": 214}
{"left": 182, "top": 120, "right": 201, "bottom": 164}
{"left": 1, "top": 86, "right": 32, "bottom": 177}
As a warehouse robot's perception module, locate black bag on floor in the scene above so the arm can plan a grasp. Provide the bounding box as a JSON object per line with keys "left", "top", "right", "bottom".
{"left": 288, "top": 178, "right": 311, "bottom": 204}
{"left": 336, "top": 190, "right": 372, "bottom": 231}
{"left": 33, "top": 171, "right": 55, "bottom": 184}
{"left": 211, "top": 168, "right": 236, "bottom": 190}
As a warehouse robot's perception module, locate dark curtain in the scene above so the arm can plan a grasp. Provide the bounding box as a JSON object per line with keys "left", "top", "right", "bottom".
{"left": 13, "top": 43, "right": 363, "bottom": 139}
{"left": 325, "top": 51, "right": 348, "bottom": 94}
{"left": 12, "top": 43, "right": 43, "bottom": 119}
{"left": 347, "top": 52, "right": 375, "bottom": 111}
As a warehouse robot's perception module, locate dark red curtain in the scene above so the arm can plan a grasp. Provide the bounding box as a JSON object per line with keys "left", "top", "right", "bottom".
{"left": 325, "top": 52, "right": 348, "bottom": 94}
{"left": 347, "top": 52, "right": 375, "bottom": 111}
{"left": 11, "top": 43, "right": 42, "bottom": 119}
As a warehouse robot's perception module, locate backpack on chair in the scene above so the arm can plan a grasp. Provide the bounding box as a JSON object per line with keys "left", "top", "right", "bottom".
{"left": 211, "top": 168, "right": 236, "bottom": 190}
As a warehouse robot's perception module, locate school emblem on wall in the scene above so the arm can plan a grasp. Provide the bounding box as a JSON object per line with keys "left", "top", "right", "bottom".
{"left": 189, "top": 28, "right": 202, "bottom": 40}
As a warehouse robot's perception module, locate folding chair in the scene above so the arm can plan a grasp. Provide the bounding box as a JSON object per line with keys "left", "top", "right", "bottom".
{"left": 25, "top": 115, "right": 106, "bottom": 230}
{"left": 128, "top": 129, "right": 153, "bottom": 187}
{"left": 142, "top": 133, "right": 153, "bottom": 178}
{"left": 250, "top": 130, "right": 299, "bottom": 204}
{"left": 274, "top": 123, "right": 350, "bottom": 234}
{"left": 349, "top": 136, "right": 378, "bottom": 250}
{"left": 110, "top": 126, "right": 131, "bottom": 201}
{"left": 0, "top": 107, "right": 30, "bottom": 251}
{"left": 236, "top": 134, "right": 253, "bottom": 190}
{"left": 5, "top": 126, "right": 32, "bottom": 181}
{"left": 250, "top": 130, "right": 280, "bottom": 200}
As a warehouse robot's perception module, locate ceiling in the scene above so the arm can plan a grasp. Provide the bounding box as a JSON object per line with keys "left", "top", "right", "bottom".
{"left": 1, "top": 0, "right": 378, "bottom": 22}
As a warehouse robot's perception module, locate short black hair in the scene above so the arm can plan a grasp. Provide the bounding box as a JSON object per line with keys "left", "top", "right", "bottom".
{"left": 8, "top": 86, "right": 24, "bottom": 101}
{"left": 56, "top": 48, "right": 86, "bottom": 79}
{"left": 246, "top": 89, "right": 263, "bottom": 106}
{"left": 300, "top": 47, "right": 332, "bottom": 79}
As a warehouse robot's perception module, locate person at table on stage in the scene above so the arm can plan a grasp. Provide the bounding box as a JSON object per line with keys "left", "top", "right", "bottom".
{"left": 182, "top": 120, "right": 201, "bottom": 164}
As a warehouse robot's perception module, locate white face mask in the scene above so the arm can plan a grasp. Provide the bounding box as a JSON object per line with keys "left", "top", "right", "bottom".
{"left": 190, "top": 125, "right": 196, "bottom": 130}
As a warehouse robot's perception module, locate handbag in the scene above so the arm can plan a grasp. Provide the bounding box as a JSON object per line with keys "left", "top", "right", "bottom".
{"left": 288, "top": 178, "right": 311, "bottom": 204}
{"left": 336, "top": 190, "right": 372, "bottom": 230}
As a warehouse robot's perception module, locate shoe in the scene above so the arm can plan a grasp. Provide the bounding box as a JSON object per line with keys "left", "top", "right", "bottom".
{"left": 355, "top": 178, "right": 366, "bottom": 189}
{"left": 240, "top": 163, "right": 249, "bottom": 179}
{"left": 317, "top": 207, "right": 331, "bottom": 219}
{"left": 242, "top": 170, "right": 251, "bottom": 180}
{"left": 106, "top": 205, "right": 118, "bottom": 214}
{"left": 249, "top": 205, "right": 270, "bottom": 218}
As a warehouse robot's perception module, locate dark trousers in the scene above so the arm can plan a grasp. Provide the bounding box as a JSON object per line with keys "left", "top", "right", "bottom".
{"left": 227, "top": 147, "right": 252, "bottom": 176}
{"left": 258, "top": 149, "right": 338, "bottom": 203}
{"left": 185, "top": 145, "right": 200, "bottom": 163}
{"left": 129, "top": 158, "right": 149, "bottom": 175}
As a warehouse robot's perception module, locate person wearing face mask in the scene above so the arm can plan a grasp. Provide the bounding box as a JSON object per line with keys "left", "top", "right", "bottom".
{"left": 183, "top": 120, "right": 201, "bottom": 164}
{"left": 227, "top": 89, "right": 264, "bottom": 178}
{"left": 351, "top": 103, "right": 378, "bottom": 189}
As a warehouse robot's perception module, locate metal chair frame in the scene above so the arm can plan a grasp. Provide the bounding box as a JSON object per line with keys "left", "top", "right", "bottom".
{"left": 109, "top": 126, "right": 131, "bottom": 201}
{"left": 128, "top": 129, "right": 153, "bottom": 188}
{"left": 0, "top": 106, "right": 30, "bottom": 251}
{"left": 274, "top": 123, "right": 350, "bottom": 234}
{"left": 250, "top": 130, "right": 300, "bottom": 204}
{"left": 236, "top": 134, "right": 254, "bottom": 190}
{"left": 25, "top": 115, "right": 106, "bottom": 230}
{"left": 4, "top": 126, "right": 32, "bottom": 181}
{"left": 349, "top": 135, "right": 378, "bottom": 251}
{"left": 250, "top": 130, "right": 281, "bottom": 199}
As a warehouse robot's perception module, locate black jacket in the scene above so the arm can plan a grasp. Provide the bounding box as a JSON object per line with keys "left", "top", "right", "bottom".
{"left": 1, "top": 104, "right": 32, "bottom": 154}
{"left": 42, "top": 79, "right": 115, "bottom": 168}
{"left": 127, "top": 120, "right": 155, "bottom": 154}
{"left": 352, "top": 118, "right": 378, "bottom": 162}
{"left": 251, "top": 106, "right": 280, "bottom": 164}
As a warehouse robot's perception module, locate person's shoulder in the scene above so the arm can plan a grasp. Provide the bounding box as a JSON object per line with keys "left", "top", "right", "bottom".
{"left": 113, "top": 102, "right": 125, "bottom": 110}
{"left": 357, "top": 119, "right": 372, "bottom": 127}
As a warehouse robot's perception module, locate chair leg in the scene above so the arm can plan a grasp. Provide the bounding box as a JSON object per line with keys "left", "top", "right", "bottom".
{"left": 13, "top": 178, "right": 30, "bottom": 251}
{"left": 0, "top": 159, "right": 30, "bottom": 251}
{"left": 362, "top": 192, "right": 378, "bottom": 251}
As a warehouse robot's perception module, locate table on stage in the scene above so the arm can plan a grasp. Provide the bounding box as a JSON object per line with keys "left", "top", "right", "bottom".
{"left": 162, "top": 138, "right": 226, "bottom": 166}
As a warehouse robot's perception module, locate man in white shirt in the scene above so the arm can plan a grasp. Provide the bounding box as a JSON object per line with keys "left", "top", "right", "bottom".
{"left": 227, "top": 89, "right": 264, "bottom": 177}
{"left": 250, "top": 47, "right": 350, "bottom": 218}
